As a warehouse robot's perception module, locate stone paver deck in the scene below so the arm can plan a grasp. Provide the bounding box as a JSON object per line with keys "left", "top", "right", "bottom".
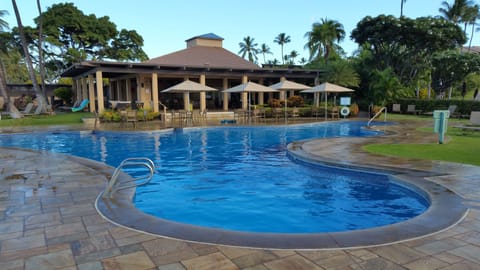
{"left": 1, "top": 119, "right": 480, "bottom": 269}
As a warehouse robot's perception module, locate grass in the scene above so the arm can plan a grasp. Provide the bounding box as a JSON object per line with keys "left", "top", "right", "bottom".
{"left": 364, "top": 115, "right": 480, "bottom": 166}
{"left": 0, "top": 112, "right": 94, "bottom": 127}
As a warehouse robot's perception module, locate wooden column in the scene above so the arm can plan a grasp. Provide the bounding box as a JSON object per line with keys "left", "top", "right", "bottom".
{"left": 125, "top": 79, "right": 132, "bottom": 101}
{"left": 81, "top": 77, "right": 87, "bottom": 101}
{"left": 258, "top": 78, "right": 264, "bottom": 105}
{"left": 241, "top": 75, "right": 248, "bottom": 110}
{"left": 280, "top": 76, "right": 286, "bottom": 100}
{"left": 96, "top": 70, "right": 105, "bottom": 113}
{"left": 88, "top": 75, "right": 95, "bottom": 112}
{"left": 222, "top": 78, "right": 229, "bottom": 111}
{"left": 200, "top": 74, "right": 206, "bottom": 112}
{"left": 152, "top": 73, "right": 159, "bottom": 112}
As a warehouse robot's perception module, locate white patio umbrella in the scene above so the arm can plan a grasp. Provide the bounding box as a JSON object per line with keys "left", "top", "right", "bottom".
{"left": 269, "top": 80, "right": 309, "bottom": 121}
{"left": 161, "top": 80, "right": 217, "bottom": 111}
{"left": 223, "top": 82, "right": 279, "bottom": 118}
{"left": 301, "top": 82, "right": 354, "bottom": 120}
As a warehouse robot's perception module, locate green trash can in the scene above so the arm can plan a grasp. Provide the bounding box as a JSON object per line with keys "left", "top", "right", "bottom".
{"left": 433, "top": 110, "right": 450, "bottom": 144}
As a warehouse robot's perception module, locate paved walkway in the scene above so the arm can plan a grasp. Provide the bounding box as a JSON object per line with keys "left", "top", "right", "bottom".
{"left": 1, "top": 120, "right": 480, "bottom": 269}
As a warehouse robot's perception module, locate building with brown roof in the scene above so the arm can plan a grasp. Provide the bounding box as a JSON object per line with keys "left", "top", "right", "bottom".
{"left": 62, "top": 33, "right": 320, "bottom": 113}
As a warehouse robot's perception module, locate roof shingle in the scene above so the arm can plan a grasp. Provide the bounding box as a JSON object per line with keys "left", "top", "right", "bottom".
{"left": 145, "top": 46, "right": 260, "bottom": 70}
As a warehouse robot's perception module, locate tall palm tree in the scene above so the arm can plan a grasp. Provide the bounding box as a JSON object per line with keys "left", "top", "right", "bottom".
{"left": 400, "top": 0, "right": 407, "bottom": 17}
{"left": 274, "top": 33, "right": 290, "bottom": 64}
{"left": 0, "top": 10, "right": 8, "bottom": 31}
{"left": 467, "top": 4, "right": 480, "bottom": 50}
{"left": 304, "top": 18, "right": 345, "bottom": 61}
{"left": 439, "top": 0, "right": 473, "bottom": 24}
{"left": 238, "top": 36, "right": 259, "bottom": 63}
{"left": 36, "top": 0, "right": 46, "bottom": 97}
{"left": 11, "top": 0, "right": 48, "bottom": 112}
{"left": 259, "top": 43, "right": 272, "bottom": 64}
{"left": 299, "top": 57, "right": 308, "bottom": 65}
{"left": 0, "top": 10, "right": 22, "bottom": 116}
{"left": 289, "top": 50, "right": 299, "bottom": 64}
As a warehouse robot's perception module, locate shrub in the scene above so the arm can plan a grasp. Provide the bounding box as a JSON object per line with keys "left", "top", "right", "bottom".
{"left": 268, "top": 98, "right": 282, "bottom": 108}
{"left": 54, "top": 87, "right": 73, "bottom": 105}
{"left": 287, "top": 95, "right": 304, "bottom": 107}
{"left": 349, "top": 103, "right": 359, "bottom": 116}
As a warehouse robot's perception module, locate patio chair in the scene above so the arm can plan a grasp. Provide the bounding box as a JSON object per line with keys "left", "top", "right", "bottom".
{"left": 125, "top": 110, "right": 138, "bottom": 128}
{"left": 392, "top": 104, "right": 401, "bottom": 113}
{"left": 289, "top": 107, "right": 300, "bottom": 120}
{"left": 407, "top": 104, "right": 421, "bottom": 115}
{"left": 311, "top": 106, "right": 324, "bottom": 119}
{"left": 330, "top": 106, "right": 339, "bottom": 120}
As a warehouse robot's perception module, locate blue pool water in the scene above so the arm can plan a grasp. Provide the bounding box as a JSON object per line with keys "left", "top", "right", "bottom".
{"left": 0, "top": 121, "right": 429, "bottom": 233}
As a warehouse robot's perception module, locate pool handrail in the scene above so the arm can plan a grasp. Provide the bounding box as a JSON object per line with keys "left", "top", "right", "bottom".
{"left": 103, "top": 157, "right": 155, "bottom": 198}
{"left": 367, "top": 107, "right": 387, "bottom": 127}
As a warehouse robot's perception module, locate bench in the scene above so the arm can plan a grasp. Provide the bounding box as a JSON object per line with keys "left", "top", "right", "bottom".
{"left": 454, "top": 111, "right": 480, "bottom": 131}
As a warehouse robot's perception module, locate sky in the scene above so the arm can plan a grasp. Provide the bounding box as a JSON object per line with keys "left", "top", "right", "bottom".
{"left": 3, "top": 0, "right": 479, "bottom": 63}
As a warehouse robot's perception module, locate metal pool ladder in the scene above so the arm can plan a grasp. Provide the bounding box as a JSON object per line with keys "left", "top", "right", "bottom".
{"left": 103, "top": 157, "right": 155, "bottom": 198}
{"left": 367, "top": 106, "right": 387, "bottom": 127}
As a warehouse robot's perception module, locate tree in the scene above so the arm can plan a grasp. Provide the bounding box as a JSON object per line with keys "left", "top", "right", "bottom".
{"left": 351, "top": 15, "right": 466, "bottom": 85}
{"left": 0, "top": 9, "right": 13, "bottom": 113}
{"left": 238, "top": 36, "right": 258, "bottom": 63}
{"left": 439, "top": 0, "right": 474, "bottom": 25}
{"left": 369, "top": 68, "right": 405, "bottom": 105}
{"left": 36, "top": 0, "right": 46, "bottom": 97}
{"left": 431, "top": 50, "right": 480, "bottom": 96}
{"left": 401, "top": 0, "right": 407, "bottom": 17}
{"left": 304, "top": 18, "right": 345, "bottom": 61}
{"left": 299, "top": 57, "right": 308, "bottom": 65}
{"left": 318, "top": 60, "right": 360, "bottom": 88}
{"left": 17, "top": 3, "right": 148, "bottom": 80}
{"left": 274, "top": 33, "right": 290, "bottom": 64}
{"left": 289, "top": 50, "right": 299, "bottom": 64}
{"left": 259, "top": 43, "right": 272, "bottom": 64}
{"left": 11, "top": 0, "right": 48, "bottom": 112}
{"left": 0, "top": 10, "right": 8, "bottom": 31}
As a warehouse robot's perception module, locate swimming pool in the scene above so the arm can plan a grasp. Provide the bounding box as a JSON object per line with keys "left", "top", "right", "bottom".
{"left": 0, "top": 121, "right": 429, "bottom": 234}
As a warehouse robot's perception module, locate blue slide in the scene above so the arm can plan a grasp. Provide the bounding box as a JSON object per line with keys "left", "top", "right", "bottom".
{"left": 72, "top": 99, "right": 89, "bottom": 112}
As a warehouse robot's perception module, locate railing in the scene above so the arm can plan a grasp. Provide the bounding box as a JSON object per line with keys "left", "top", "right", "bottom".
{"left": 367, "top": 107, "right": 387, "bottom": 127}
{"left": 103, "top": 157, "right": 155, "bottom": 198}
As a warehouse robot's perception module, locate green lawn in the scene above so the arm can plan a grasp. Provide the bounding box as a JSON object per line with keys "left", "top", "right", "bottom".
{"left": 364, "top": 119, "right": 480, "bottom": 166}
{"left": 0, "top": 112, "right": 93, "bottom": 127}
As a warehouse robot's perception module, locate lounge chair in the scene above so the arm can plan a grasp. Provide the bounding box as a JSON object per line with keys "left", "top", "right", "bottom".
{"left": 72, "top": 99, "right": 89, "bottom": 112}
{"left": 454, "top": 111, "right": 480, "bottom": 131}
{"left": 21, "top": 103, "right": 34, "bottom": 115}
{"left": 447, "top": 105, "right": 462, "bottom": 118}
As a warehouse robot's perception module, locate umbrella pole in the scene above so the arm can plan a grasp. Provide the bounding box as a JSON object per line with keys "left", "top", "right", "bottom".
{"left": 324, "top": 93, "right": 328, "bottom": 121}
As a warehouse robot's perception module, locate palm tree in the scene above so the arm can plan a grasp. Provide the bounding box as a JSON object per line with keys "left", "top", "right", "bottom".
{"left": 319, "top": 60, "right": 360, "bottom": 87}
{"left": 259, "top": 43, "right": 272, "bottom": 64}
{"left": 11, "top": 0, "right": 48, "bottom": 112}
{"left": 0, "top": 10, "right": 22, "bottom": 116}
{"left": 289, "top": 50, "right": 299, "bottom": 64}
{"left": 400, "top": 0, "right": 407, "bottom": 17}
{"left": 304, "top": 18, "right": 345, "bottom": 61}
{"left": 467, "top": 4, "right": 480, "bottom": 50}
{"left": 0, "top": 10, "right": 8, "bottom": 31}
{"left": 274, "top": 33, "right": 291, "bottom": 64}
{"left": 439, "top": 0, "right": 473, "bottom": 24}
{"left": 299, "top": 57, "right": 308, "bottom": 65}
{"left": 238, "top": 36, "right": 259, "bottom": 63}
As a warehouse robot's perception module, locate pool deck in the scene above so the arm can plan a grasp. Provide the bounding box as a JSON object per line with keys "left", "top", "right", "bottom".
{"left": 1, "top": 119, "right": 480, "bottom": 269}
